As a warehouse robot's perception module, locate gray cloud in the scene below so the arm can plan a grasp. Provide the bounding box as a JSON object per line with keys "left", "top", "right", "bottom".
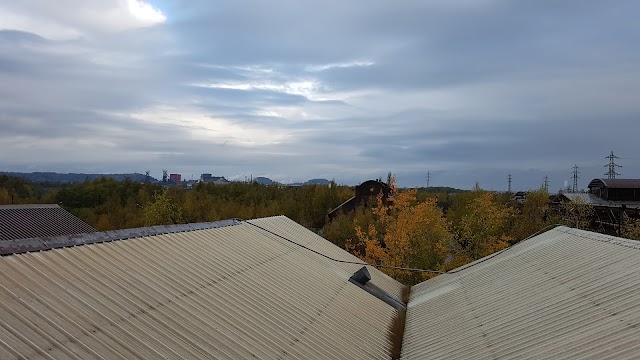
{"left": 0, "top": 0, "right": 639, "bottom": 189}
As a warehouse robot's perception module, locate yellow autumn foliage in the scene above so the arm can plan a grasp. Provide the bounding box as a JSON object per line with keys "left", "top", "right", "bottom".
{"left": 350, "top": 178, "right": 451, "bottom": 284}
{"left": 448, "top": 188, "right": 515, "bottom": 261}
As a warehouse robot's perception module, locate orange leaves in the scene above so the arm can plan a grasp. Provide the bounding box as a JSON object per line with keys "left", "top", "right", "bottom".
{"left": 351, "top": 177, "right": 450, "bottom": 284}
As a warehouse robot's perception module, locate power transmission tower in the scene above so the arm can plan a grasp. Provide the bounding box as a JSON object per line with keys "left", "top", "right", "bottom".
{"left": 543, "top": 175, "right": 549, "bottom": 192}
{"left": 604, "top": 151, "right": 621, "bottom": 179}
{"left": 426, "top": 171, "right": 431, "bottom": 188}
{"left": 507, "top": 174, "right": 512, "bottom": 193}
{"left": 571, "top": 165, "right": 580, "bottom": 193}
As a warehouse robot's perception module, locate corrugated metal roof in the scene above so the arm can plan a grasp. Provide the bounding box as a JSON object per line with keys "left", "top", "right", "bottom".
{"left": 0, "top": 219, "right": 241, "bottom": 255}
{"left": 0, "top": 216, "right": 402, "bottom": 359}
{"left": 0, "top": 204, "right": 96, "bottom": 241}
{"left": 558, "top": 192, "right": 640, "bottom": 209}
{"left": 559, "top": 192, "right": 607, "bottom": 205}
{"left": 402, "top": 226, "right": 640, "bottom": 360}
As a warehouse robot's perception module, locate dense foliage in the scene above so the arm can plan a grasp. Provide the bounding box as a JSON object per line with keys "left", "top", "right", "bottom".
{"left": 325, "top": 182, "right": 561, "bottom": 284}
{"left": 0, "top": 176, "right": 352, "bottom": 231}
{"left": 1, "top": 174, "right": 617, "bottom": 284}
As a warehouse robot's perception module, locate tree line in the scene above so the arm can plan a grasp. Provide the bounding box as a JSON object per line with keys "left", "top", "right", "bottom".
{"left": 4, "top": 174, "right": 637, "bottom": 284}
{"left": 0, "top": 175, "right": 353, "bottom": 230}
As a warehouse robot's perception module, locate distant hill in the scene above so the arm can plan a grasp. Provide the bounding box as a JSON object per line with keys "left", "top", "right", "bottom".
{"left": 289, "top": 178, "right": 331, "bottom": 186}
{"left": 1, "top": 172, "right": 157, "bottom": 183}
{"left": 305, "top": 178, "right": 330, "bottom": 185}
{"left": 254, "top": 177, "right": 273, "bottom": 185}
{"left": 416, "top": 186, "right": 465, "bottom": 194}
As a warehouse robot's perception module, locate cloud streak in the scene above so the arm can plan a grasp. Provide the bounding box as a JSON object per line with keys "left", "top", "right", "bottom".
{"left": 0, "top": 0, "right": 639, "bottom": 190}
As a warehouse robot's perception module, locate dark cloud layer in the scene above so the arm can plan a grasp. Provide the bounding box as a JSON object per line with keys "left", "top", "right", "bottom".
{"left": 1, "top": 0, "right": 639, "bottom": 190}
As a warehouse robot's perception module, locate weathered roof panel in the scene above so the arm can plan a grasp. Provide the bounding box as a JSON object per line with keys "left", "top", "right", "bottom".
{"left": 0, "top": 204, "right": 96, "bottom": 241}
{"left": 402, "top": 226, "right": 640, "bottom": 359}
{"left": 0, "top": 216, "right": 401, "bottom": 360}
{"left": 558, "top": 192, "right": 607, "bottom": 205}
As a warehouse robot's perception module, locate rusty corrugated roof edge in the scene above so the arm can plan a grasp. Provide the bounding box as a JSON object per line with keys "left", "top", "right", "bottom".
{"left": 0, "top": 218, "right": 242, "bottom": 256}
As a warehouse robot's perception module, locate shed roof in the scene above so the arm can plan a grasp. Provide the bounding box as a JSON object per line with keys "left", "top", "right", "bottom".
{"left": 402, "top": 226, "right": 640, "bottom": 359}
{"left": 0, "top": 204, "right": 96, "bottom": 241}
{"left": 0, "top": 216, "right": 402, "bottom": 360}
{"left": 557, "top": 192, "right": 608, "bottom": 205}
{"left": 588, "top": 178, "right": 640, "bottom": 189}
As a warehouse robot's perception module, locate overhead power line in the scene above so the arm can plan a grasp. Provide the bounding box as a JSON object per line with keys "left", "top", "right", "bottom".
{"left": 241, "top": 220, "right": 562, "bottom": 275}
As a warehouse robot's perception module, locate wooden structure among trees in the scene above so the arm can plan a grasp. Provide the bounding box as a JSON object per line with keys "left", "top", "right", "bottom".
{"left": 588, "top": 178, "right": 640, "bottom": 201}
{"left": 552, "top": 179, "right": 640, "bottom": 234}
{"left": 327, "top": 180, "right": 390, "bottom": 221}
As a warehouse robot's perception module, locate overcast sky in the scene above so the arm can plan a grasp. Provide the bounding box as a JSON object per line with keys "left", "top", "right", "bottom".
{"left": 1, "top": 0, "right": 639, "bottom": 190}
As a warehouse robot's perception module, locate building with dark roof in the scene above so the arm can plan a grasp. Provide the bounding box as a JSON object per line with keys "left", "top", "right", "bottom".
{"left": 588, "top": 178, "right": 640, "bottom": 201}
{"left": 0, "top": 216, "right": 639, "bottom": 359}
{"left": 327, "top": 180, "right": 390, "bottom": 221}
{"left": 553, "top": 179, "right": 640, "bottom": 233}
{"left": 0, "top": 204, "right": 96, "bottom": 241}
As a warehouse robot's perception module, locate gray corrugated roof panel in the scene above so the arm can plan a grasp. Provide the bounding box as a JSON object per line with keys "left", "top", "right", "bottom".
{"left": 0, "top": 216, "right": 401, "bottom": 359}
{"left": 248, "top": 216, "right": 404, "bottom": 299}
{"left": 560, "top": 192, "right": 608, "bottom": 205}
{"left": 0, "top": 204, "right": 96, "bottom": 241}
{"left": 402, "top": 226, "right": 640, "bottom": 360}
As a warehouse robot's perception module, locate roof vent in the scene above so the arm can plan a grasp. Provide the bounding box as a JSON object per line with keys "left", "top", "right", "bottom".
{"left": 349, "top": 266, "right": 372, "bottom": 285}
{"left": 348, "top": 266, "right": 406, "bottom": 310}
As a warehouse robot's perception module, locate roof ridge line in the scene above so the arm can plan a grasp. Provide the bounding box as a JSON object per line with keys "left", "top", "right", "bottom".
{"left": 557, "top": 227, "right": 640, "bottom": 250}
{"left": 0, "top": 219, "right": 242, "bottom": 256}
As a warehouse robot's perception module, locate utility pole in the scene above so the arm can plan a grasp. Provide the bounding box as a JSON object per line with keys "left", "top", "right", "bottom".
{"left": 507, "top": 174, "right": 512, "bottom": 193}
{"left": 571, "top": 165, "right": 580, "bottom": 193}
{"left": 543, "top": 175, "right": 550, "bottom": 192}
{"left": 604, "top": 151, "right": 621, "bottom": 179}
{"left": 426, "top": 171, "right": 431, "bottom": 188}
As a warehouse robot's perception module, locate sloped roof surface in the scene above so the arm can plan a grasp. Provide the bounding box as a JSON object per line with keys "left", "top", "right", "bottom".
{"left": 0, "top": 204, "right": 96, "bottom": 241}
{"left": 402, "top": 226, "right": 640, "bottom": 359}
{"left": 589, "top": 178, "right": 640, "bottom": 189}
{"left": 0, "top": 216, "right": 402, "bottom": 360}
{"left": 558, "top": 192, "right": 608, "bottom": 205}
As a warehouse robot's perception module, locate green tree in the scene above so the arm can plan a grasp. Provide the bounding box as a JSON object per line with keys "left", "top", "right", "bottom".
{"left": 144, "top": 193, "right": 185, "bottom": 226}
{"left": 509, "top": 189, "right": 557, "bottom": 241}
{"left": 0, "top": 187, "right": 10, "bottom": 204}
{"left": 558, "top": 197, "right": 594, "bottom": 230}
{"left": 448, "top": 186, "right": 515, "bottom": 263}
{"left": 621, "top": 214, "right": 640, "bottom": 240}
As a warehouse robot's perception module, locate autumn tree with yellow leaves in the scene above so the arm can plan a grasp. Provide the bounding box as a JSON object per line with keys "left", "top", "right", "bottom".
{"left": 348, "top": 178, "right": 451, "bottom": 284}
{"left": 447, "top": 185, "right": 514, "bottom": 265}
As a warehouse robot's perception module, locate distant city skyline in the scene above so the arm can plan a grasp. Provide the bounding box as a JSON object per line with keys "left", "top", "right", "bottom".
{"left": 4, "top": 153, "right": 639, "bottom": 192}
{"left": 1, "top": 1, "right": 640, "bottom": 191}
